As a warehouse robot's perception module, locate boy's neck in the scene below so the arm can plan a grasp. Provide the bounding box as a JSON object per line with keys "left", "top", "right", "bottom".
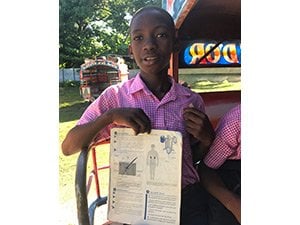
{"left": 140, "top": 72, "right": 172, "bottom": 100}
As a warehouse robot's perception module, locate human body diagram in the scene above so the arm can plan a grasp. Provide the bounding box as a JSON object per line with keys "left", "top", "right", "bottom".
{"left": 146, "top": 135, "right": 178, "bottom": 180}
{"left": 147, "top": 144, "right": 159, "bottom": 180}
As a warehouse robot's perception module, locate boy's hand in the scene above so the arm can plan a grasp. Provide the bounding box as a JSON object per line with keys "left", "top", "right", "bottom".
{"left": 108, "top": 108, "right": 151, "bottom": 135}
{"left": 183, "top": 107, "right": 215, "bottom": 148}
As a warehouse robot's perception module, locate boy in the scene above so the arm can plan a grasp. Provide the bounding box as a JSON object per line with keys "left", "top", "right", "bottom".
{"left": 62, "top": 6, "right": 215, "bottom": 225}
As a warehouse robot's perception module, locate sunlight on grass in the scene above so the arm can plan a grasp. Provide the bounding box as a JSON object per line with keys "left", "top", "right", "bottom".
{"left": 60, "top": 100, "right": 85, "bottom": 108}
{"left": 59, "top": 120, "right": 77, "bottom": 142}
{"left": 59, "top": 86, "right": 90, "bottom": 203}
{"left": 59, "top": 141, "right": 110, "bottom": 203}
{"left": 59, "top": 120, "right": 79, "bottom": 203}
{"left": 59, "top": 86, "right": 111, "bottom": 225}
{"left": 59, "top": 86, "right": 84, "bottom": 107}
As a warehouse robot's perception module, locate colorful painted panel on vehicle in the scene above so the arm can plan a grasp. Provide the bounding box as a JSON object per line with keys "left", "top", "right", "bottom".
{"left": 162, "top": 0, "right": 197, "bottom": 28}
{"left": 180, "top": 41, "right": 241, "bottom": 67}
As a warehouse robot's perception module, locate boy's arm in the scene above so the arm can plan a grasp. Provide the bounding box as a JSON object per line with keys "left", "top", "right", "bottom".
{"left": 199, "top": 162, "right": 241, "bottom": 223}
{"left": 191, "top": 139, "right": 212, "bottom": 163}
{"left": 61, "top": 111, "right": 112, "bottom": 156}
{"left": 61, "top": 108, "right": 151, "bottom": 156}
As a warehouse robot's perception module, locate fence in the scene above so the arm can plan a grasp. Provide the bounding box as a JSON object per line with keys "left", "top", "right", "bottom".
{"left": 59, "top": 68, "right": 140, "bottom": 84}
{"left": 59, "top": 68, "right": 80, "bottom": 83}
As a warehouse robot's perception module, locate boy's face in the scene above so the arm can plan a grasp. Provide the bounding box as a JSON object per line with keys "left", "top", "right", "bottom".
{"left": 129, "top": 10, "right": 175, "bottom": 76}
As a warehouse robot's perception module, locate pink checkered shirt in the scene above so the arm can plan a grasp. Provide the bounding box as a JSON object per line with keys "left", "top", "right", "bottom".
{"left": 77, "top": 73, "right": 206, "bottom": 188}
{"left": 204, "top": 104, "right": 241, "bottom": 169}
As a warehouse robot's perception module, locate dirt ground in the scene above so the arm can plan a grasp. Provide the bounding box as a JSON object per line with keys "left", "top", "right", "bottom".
{"left": 59, "top": 198, "right": 109, "bottom": 225}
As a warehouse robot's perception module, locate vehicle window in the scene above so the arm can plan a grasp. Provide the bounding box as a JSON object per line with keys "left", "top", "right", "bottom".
{"left": 178, "top": 40, "right": 241, "bottom": 93}
{"left": 179, "top": 67, "right": 241, "bottom": 93}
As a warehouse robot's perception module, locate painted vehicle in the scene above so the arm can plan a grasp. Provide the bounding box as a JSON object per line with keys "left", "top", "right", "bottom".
{"left": 75, "top": 0, "right": 241, "bottom": 224}
{"left": 79, "top": 56, "right": 129, "bottom": 102}
{"left": 163, "top": 0, "right": 241, "bottom": 127}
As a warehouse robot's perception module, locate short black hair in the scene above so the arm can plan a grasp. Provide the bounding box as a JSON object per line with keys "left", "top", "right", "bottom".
{"left": 129, "top": 6, "right": 175, "bottom": 35}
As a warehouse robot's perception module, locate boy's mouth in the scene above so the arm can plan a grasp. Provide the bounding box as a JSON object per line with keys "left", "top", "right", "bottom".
{"left": 144, "top": 56, "right": 158, "bottom": 61}
{"left": 143, "top": 56, "right": 159, "bottom": 65}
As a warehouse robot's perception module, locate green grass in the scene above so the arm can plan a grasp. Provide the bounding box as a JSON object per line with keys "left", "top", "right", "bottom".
{"left": 59, "top": 86, "right": 110, "bottom": 205}
{"left": 59, "top": 86, "right": 86, "bottom": 203}
{"left": 59, "top": 86, "right": 90, "bottom": 122}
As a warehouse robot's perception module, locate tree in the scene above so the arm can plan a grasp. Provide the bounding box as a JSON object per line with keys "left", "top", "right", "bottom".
{"left": 59, "top": 0, "right": 161, "bottom": 68}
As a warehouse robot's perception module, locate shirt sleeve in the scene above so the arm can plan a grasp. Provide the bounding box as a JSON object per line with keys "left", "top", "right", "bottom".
{"left": 76, "top": 87, "right": 119, "bottom": 143}
{"left": 204, "top": 105, "right": 240, "bottom": 169}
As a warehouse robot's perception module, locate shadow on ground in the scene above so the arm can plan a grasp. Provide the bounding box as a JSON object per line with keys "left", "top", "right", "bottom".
{"left": 59, "top": 101, "right": 90, "bottom": 123}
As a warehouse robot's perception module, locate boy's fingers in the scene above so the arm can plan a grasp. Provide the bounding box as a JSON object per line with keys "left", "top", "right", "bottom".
{"left": 183, "top": 108, "right": 206, "bottom": 120}
{"left": 128, "top": 109, "right": 151, "bottom": 135}
{"left": 134, "top": 110, "right": 151, "bottom": 133}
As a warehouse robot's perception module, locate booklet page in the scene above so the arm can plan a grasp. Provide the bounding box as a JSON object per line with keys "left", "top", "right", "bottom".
{"left": 108, "top": 128, "right": 182, "bottom": 225}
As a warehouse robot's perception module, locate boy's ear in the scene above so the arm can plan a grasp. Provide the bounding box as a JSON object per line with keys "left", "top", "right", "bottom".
{"left": 128, "top": 44, "right": 133, "bottom": 55}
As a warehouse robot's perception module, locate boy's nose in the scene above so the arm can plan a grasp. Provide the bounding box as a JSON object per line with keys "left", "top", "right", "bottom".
{"left": 143, "top": 37, "right": 157, "bottom": 51}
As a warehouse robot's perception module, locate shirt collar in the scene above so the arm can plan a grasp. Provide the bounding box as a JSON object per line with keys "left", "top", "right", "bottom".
{"left": 128, "top": 73, "right": 147, "bottom": 95}
{"left": 128, "top": 73, "right": 192, "bottom": 100}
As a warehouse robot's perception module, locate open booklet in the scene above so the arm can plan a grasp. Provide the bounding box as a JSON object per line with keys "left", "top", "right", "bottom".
{"left": 107, "top": 128, "right": 182, "bottom": 225}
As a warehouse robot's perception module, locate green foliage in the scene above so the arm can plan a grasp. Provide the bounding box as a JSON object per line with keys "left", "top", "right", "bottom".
{"left": 59, "top": 0, "right": 161, "bottom": 68}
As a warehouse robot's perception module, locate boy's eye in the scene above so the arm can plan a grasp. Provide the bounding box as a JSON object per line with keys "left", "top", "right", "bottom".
{"left": 156, "top": 33, "right": 167, "bottom": 38}
{"left": 133, "top": 35, "right": 143, "bottom": 41}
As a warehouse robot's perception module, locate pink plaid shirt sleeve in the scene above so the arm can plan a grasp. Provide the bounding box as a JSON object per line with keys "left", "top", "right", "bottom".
{"left": 204, "top": 104, "right": 241, "bottom": 169}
